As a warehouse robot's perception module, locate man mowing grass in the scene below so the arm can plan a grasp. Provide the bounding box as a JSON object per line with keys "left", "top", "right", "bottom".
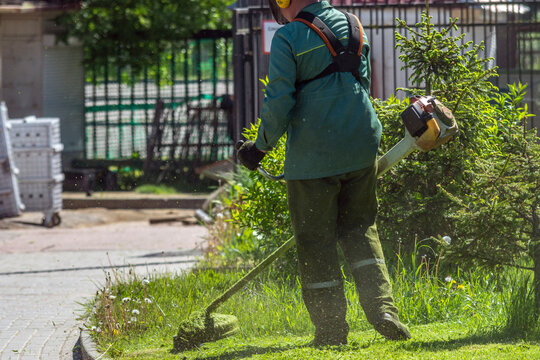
{"left": 237, "top": 0, "right": 411, "bottom": 346}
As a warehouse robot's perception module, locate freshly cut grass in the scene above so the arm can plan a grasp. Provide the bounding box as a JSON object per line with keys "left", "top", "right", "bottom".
{"left": 113, "top": 321, "right": 540, "bottom": 360}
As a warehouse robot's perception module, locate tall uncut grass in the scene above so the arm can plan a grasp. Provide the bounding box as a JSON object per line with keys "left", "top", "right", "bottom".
{"left": 390, "top": 238, "right": 504, "bottom": 328}
{"left": 502, "top": 271, "right": 540, "bottom": 339}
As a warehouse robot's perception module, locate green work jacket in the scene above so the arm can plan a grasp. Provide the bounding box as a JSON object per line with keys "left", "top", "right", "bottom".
{"left": 255, "top": 1, "right": 382, "bottom": 180}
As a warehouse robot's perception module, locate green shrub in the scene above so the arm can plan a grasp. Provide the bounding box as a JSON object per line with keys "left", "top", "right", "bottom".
{"left": 208, "top": 10, "right": 538, "bottom": 298}
{"left": 203, "top": 121, "right": 296, "bottom": 275}
{"left": 375, "top": 11, "right": 500, "bottom": 267}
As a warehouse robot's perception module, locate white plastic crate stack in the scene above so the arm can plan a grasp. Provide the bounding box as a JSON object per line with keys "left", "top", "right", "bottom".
{"left": 0, "top": 102, "right": 25, "bottom": 218}
{"left": 9, "top": 115, "right": 64, "bottom": 227}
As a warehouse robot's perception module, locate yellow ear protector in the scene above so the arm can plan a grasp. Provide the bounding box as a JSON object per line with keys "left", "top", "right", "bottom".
{"left": 276, "top": 0, "right": 290, "bottom": 9}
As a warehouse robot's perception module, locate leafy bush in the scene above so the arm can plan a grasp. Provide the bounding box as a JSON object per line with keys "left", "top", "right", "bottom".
{"left": 438, "top": 83, "right": 539, "bottom": 306}
{"left": 230, "top": 122, "right": 290, "bottom": 250}
{"left": 375, "top": 11, "right": 500, "bottom": 266}
{"left": 202, "top": 121, "right": 295, "bottom": 275}
{"left": 378, "top": 11, "right": 539, "bottom": 313}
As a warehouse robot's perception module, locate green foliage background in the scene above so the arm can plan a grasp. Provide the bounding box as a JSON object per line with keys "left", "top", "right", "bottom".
{"left": 56, "top": 0, "right": 234, "bottom": 72}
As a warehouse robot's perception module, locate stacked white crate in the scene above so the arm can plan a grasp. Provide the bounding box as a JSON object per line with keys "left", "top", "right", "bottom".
{"left": 0, "top": 102, "right": 24, "bottom": 218}
{"left": 9, "top": 116, "right": 64, "bottom": 227}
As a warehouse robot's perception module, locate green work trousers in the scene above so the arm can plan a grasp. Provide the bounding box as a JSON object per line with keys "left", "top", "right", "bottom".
{"left": 287, "top": 163, "right": 398, "bottom": 335}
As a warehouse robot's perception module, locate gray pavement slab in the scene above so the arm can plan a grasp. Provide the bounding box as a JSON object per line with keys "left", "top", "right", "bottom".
{"left": 0, "top": 214, "right": 208, "bottom": 360}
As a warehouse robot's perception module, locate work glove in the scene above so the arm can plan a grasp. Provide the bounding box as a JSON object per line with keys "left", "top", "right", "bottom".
{"left": 236, "top": 140, "right": 265, "bottom": 171}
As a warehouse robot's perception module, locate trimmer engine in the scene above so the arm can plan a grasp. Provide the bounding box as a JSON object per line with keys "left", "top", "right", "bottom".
{"left": 400, "top": 96, "right": 457, "bottom": 152}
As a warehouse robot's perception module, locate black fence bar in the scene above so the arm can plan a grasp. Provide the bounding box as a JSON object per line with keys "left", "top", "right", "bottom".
{"left": 130, "top": 69, "right": 135, "bottom": 154}
{"left": 144, "top": 66, "right": 150, "bottom": 150}
{"left": 117, "top": 59, "right": 122, "bottom": 158}
{"left": 104, "top": 57, "right": 110, "bottom": 159}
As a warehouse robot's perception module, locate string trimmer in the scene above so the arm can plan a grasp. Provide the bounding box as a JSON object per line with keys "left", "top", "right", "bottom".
{"left": 172, "top": 95, "right": 458, "bottom": 352}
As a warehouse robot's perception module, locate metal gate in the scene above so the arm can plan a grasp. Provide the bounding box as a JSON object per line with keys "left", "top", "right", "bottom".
{"left": 232, "top": 0, "right": 540, "bottom": 140}
{"left": 84, "top": 30, "right": 234, "bottom": 165}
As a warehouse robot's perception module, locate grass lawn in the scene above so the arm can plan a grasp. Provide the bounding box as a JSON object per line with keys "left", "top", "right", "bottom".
{"left": 112, "top": 321, "right": 539, "bottom": 359}
{"left": 84, "top": 267, "right": 540, "bottom": 359}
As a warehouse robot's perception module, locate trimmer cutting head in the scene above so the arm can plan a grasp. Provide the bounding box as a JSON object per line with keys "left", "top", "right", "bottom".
{"left": 172, "top": 311, "right": 239, "bottom": 352}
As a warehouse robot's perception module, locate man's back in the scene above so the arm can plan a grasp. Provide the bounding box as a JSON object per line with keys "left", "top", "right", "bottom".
{"left": 256, "top": 0, "right": 382, "bottom": 180}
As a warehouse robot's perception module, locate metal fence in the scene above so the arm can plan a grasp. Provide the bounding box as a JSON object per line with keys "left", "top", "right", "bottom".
{"left": 84, "top": 1, "right": 540, "bottom": 164}
{"left": 232, "top": 0, "right": 540, "bottom": 139}
{"left": 84, "top": 30, "right": 234, "bottom": 164}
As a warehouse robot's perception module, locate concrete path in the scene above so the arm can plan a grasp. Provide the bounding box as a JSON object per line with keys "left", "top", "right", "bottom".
{"left": 0, "top": 210, "right": 208, "bottom": 360}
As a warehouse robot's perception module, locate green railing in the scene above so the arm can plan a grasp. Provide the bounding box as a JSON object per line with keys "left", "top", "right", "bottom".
{"left": 84, "top": 32, "right": 234, "bottom": 164}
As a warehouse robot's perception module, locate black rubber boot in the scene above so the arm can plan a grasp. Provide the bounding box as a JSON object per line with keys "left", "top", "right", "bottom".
{"left": 373, "top": 313, "right": 411, "bottom": 340}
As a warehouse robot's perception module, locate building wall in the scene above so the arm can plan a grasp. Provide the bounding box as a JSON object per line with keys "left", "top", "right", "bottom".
{"left": 43, "top": 34, "right": 85, "bottom": 162}
{"left": 0, "top": 9, "right": 85, "bottom": 165}
{"left": 0, "top": 13, "right": 44, "bottom": 117}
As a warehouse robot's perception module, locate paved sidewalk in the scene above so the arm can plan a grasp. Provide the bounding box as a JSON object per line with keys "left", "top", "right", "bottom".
{"left": 0, "top": 213, "right": 208, "bottom": 360}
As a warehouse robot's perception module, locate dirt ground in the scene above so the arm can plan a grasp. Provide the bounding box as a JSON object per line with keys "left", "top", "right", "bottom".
{"left": 0, "top": 208, "right": 197, "bottom": 230}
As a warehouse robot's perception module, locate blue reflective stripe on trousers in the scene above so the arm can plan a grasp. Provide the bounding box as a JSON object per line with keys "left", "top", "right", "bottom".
{"left": 351, "top": 258, "right": 385, "bottom": 270}
{"left": 304, "top": 279, "right": 342, "bottom": 290}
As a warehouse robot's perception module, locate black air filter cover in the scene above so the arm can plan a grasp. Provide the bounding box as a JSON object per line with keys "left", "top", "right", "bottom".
{"left": 401, "top": 102, "right": 433, "bottom": 137}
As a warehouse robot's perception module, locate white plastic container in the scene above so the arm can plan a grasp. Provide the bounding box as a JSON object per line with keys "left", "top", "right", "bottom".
{"left": 18, "top": 174, "right": 63, "bottom": 226}
{"left": 12, "top": 143, "right": 63, "bottom": 180}
{"left": 8, "top": 115, "right": 63, "bottom": 226}
{"left": 0, "top": 188, "right": 23, "bottom": 218}
{"left": 0, "top": 102, "right": 24, "bottom": 218}
{"left": 9, "top": 116, "right": 61, "bottom": 148}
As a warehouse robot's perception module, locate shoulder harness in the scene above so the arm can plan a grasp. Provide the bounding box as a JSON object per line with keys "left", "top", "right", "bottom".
{"left": 293, "top": 11, "right": 364, "bottom": 88}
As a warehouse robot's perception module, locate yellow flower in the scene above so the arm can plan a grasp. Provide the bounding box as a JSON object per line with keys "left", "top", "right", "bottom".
{"left": 113, "top": 329, "right": 119, "bottom": 336}
{"left": 457, "top": 284, "right": 465, "bottom": 290}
